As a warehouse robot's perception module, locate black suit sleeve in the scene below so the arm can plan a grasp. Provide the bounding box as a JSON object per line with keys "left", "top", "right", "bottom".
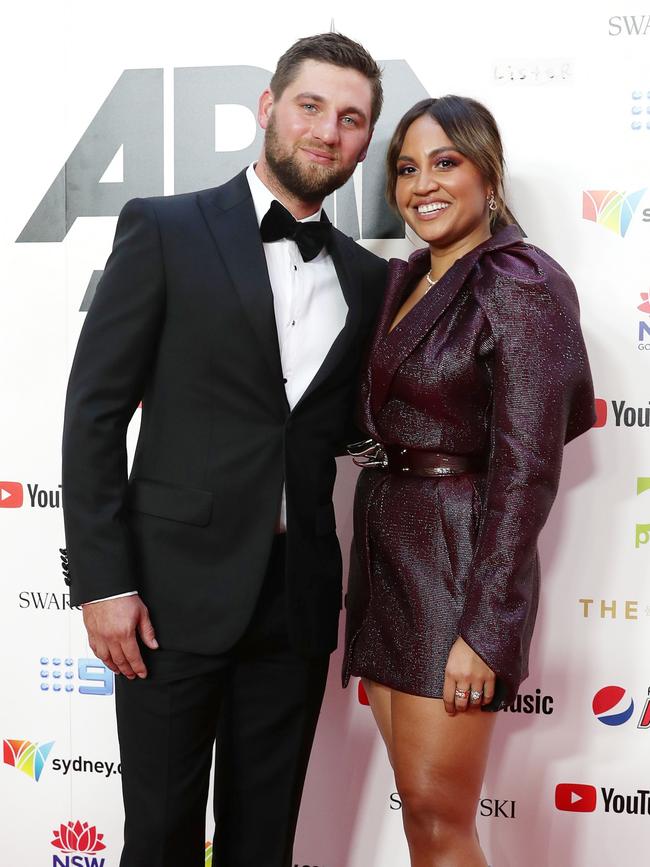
{"left": 338, "top": 252, "right": 388, "bottom": 453}
{"left": 62, "top": 197, "right": 165, "bottom": 605}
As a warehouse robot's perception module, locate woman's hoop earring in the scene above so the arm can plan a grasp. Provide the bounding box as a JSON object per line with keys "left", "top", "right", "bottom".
{"left": 488, "top": 192, "right": 498, "bottom": 212}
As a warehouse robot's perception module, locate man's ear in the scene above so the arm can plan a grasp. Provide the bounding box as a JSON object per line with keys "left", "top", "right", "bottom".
{"left": 356, "top": 129, "right": 374, "bottom": 164}
{"left": 258, "top": 89, "right": 274, "bottom": 130}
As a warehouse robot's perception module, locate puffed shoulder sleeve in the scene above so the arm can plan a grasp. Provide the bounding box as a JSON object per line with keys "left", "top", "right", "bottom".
{"left": 458, "top": 247, "right": 595, "bottom": 690}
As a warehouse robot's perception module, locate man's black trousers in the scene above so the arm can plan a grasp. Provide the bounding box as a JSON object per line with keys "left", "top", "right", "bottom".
{"left": 115, "top": 536, "right": 330, "bottom": 867}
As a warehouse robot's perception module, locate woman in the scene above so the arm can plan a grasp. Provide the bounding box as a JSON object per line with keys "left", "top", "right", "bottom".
{"left": 343, "top": 96, "right": 594, "bottom": 866}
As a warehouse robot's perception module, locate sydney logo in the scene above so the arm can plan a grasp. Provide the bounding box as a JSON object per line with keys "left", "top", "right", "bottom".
{"left": 3, "top": 738, "right": 54, "bottom": 781}
{"left": 582, "top": 189, "right": 646, "bottom": 237}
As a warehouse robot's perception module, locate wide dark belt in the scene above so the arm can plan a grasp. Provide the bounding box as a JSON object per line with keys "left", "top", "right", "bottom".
{"left": 347, "top": 440, "right": 481, "bottom": 477}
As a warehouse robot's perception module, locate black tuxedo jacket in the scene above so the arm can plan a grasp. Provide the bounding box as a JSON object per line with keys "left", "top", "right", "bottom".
{"left": 62, "top": 169, "right": 387, "bottom": 657}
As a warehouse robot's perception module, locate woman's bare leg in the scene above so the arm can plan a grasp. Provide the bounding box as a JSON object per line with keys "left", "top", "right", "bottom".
{"left": 362, "top": 678, "right": 394, "bottom": 764}
{"left": 362, "top": 679, "right": 495, "bottom": 867}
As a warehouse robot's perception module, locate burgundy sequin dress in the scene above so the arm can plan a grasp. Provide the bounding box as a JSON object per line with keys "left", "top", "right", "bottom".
{"left": 342, "top": 226, "right": 595, "bottom": 709}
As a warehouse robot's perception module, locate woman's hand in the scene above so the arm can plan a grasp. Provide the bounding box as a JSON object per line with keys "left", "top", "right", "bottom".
{"left": 443, "top": 636, "right": 495, "bottom": 715}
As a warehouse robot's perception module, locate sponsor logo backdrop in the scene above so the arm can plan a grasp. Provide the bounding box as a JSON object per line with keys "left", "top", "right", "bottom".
{"left": 1, "top": 1, "right": 647, "bottom": 863}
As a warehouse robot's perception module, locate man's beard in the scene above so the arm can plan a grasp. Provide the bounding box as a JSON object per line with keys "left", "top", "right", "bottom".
{"left": 263, "top": 115, "right": 358, "bottom": 203}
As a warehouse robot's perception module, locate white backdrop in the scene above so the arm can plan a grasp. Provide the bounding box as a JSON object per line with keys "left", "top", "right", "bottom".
{"left": 1, "top": 1, "right": 649, "bottom": 865}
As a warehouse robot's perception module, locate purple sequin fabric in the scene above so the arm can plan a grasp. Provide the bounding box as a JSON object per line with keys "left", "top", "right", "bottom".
{"left": 342, "top": 226, "right": 595, "bottom": 709}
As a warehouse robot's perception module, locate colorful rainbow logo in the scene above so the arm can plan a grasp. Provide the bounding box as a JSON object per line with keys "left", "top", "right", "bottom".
{"left": 3, "top": 738, "right": 54, "bottom": 781}
{"left": 582, "top": 189, "right": 646, "bottom": 237}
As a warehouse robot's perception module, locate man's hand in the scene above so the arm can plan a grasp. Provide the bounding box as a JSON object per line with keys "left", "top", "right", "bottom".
{"left": 82, "top": 596, "right": 158, "bottom": 679}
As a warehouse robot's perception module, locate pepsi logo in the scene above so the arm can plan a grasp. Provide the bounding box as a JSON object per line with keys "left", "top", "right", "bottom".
{"left": 592, "top": 686, "right": 635, "bottom": 726}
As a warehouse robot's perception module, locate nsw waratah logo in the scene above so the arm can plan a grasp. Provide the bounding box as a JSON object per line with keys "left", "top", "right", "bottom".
{"left": 51, "top": 820, "right": 106, "bottom": 867}
{"left": 3, "top": 738, "right": 54, "bottom": 781}
{"left": 592, "top": 686, "right": 635, "bottom": 726}
{"left": 582, "top": 189, "right": 646, "bottom": 237}
{"left": 52, "top": 820, "right": 106, "bottom": 854}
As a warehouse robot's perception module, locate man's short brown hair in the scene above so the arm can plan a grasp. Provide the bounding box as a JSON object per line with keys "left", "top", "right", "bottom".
{"left": 270, "top": 32, "right": 383, "bottom": 127}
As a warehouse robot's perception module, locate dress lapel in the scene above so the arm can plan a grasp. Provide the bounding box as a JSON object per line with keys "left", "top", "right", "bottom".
{"left": 369, "top": 226, "right": 524, "bottom": 418}
{"left": 197, "top": 172, "right": 288, "bottom": 408}
{"left": 370, "top": 257, "right": 409, "bottom": 353}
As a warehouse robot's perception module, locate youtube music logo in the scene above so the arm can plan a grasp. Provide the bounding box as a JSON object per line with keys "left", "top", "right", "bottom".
{"left": 0, "top": 482, "right": 23, "bottom": 508}
{"left": 555, "top": 783, "right": 597, "bottom": 812}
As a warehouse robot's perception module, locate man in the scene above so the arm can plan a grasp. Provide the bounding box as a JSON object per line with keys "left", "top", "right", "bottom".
{"left": 62, "top": 33, "right": 387, "bottom": 867}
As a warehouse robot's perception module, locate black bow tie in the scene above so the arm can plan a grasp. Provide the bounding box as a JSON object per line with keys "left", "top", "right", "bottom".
{"left": 260, "top": 200, "right": 331, "bottom": 262}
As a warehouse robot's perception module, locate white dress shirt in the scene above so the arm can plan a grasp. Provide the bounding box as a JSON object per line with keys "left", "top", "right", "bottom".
{"left": 86, "top": 163, "right": 347, "bottom": 603}
{"left": 246, "top": 163, "right": 349, "bottom": 528}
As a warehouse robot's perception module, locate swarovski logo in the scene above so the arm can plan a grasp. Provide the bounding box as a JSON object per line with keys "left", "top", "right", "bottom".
{"left": 608, "top": 15, "right": 650, "bottom": 35}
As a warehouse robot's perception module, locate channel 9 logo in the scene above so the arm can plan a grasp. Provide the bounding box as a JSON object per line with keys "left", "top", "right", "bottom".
{"left": 40, "top": 657, "right": 114, "bottom": 696}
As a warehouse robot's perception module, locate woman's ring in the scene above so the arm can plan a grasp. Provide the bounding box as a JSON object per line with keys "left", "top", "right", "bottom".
{"left": 470, "top": 689, "right": 483, "bottom": 702}
{"left": 454, "top": 688, "right": 469, "bottom": 700}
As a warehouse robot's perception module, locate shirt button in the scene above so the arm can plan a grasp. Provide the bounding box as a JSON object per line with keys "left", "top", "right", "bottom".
{"left": 291, "top": 320, "right": 295, "bottom": 326}
{"left": 293, "top": 265, "right": 297, "bottom": 271}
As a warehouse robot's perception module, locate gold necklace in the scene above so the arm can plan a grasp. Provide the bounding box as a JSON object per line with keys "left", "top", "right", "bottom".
{"left": 425, "top": 270, "right": 438, "bottom": 292}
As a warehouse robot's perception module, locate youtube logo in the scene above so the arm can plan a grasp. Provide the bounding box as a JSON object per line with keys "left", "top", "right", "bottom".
{"left": 593, "top": 398, "right": 607, "bottom": 428}
{"left": 0, "top": 482, "right": 23, "bottom": 508}
{"left": 555, "top": 783, "right": 597, "bottom": 813}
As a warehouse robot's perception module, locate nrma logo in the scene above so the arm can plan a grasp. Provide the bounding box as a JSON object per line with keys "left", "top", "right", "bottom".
{"left": 638, "top": 292, "right": 650, "bottom": 349}
{"left": 51, "top": 820, "right": 106, "bottom": 867}
{"left": 3, "top": 738, "right": 54, "bottom": 781}
{"left": 582, "top": 189, "right": 647, "bottom": 237}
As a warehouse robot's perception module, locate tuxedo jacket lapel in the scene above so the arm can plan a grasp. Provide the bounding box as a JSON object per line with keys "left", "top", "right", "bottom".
{"left": 198, "top": 174, "right": 366, "bottom": 415}
{"left": 197, "top": 172, "right": 288, "bottom": 410}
